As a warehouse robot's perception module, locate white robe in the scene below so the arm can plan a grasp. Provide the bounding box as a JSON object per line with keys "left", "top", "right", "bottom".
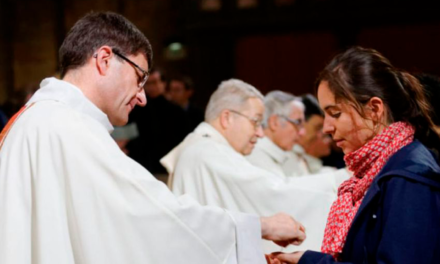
{"left": 162, "top": 122, "right": 349, "bottom": 253}
{"left": 292, "top": 144, "right": 337, "bottom": 175}
{"left": 246, "top": 138, "right": 340, "bottom": 178}
{"left": 0, "top": 78, "right": 265, "bottom": 264}
{"left": 246, "top": 137, "right": 309, "bottom": 177}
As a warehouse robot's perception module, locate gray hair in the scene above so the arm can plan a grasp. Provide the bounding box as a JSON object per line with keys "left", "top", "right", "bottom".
{"left": 205, "top": 79, "right": 264, "bottom": 122}
{"left": 262, "top": 90, "right": 304, "bottom": 128}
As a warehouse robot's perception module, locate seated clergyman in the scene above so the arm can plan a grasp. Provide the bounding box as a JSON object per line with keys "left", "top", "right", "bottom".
{"left": 247, "top": 90, "right": 307, "bottom": 177}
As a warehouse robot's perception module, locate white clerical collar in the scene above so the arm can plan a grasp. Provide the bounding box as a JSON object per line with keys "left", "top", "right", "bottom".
{"left": 28, "top": 77, "right": 114, "bottom": 133}
{"left": 256, "top": 137, "right": 289, "bottom": 164}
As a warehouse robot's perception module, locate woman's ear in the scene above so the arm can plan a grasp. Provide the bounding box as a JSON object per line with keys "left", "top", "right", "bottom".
{"left": 366, "top": 97, "right": 385, "bottom": 123}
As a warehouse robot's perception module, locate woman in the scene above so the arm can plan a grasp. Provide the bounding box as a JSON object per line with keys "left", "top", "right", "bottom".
{"left": 270, "top": 47, "right": 440, "bottom": 264}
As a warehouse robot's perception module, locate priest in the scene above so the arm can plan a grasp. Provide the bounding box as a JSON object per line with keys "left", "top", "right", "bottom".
{"left": 0, "top": 12, "right": 305, "bottom": 264}
{"left": 292, "top": 94, "right": 338, "bottom": 174}
{"left": 246, "top": 90, "right": 308, "bottom": 177}
{"left": 247, "top": 91, "right": 341, "bottom": 177}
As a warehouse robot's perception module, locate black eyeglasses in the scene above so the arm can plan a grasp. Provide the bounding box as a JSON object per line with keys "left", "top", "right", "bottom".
{"left": 229, "top": 109, "right": 263, "bottom": 129}
{"left": 279, "top": 115, "right": 304, "bottom": 130}
{"left": 113, "top": 50, "right": 149, "bottom": 88}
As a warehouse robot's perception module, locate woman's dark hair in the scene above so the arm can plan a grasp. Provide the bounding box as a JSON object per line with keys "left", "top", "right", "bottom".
{"left": 59, "top": 11, "right": 153, "bottom": 78}
{"left": 316, "top": 46, "right": 440, "bottom": 151}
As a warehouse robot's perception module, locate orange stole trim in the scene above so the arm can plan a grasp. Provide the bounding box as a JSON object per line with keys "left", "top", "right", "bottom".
{"left": 0, "top": 103, "right": 35, "bottom": 150}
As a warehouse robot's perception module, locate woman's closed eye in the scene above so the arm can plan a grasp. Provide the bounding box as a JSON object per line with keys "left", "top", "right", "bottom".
{"left": 326, "top": 109, "right": 341, "bottom": 118}
{"left": 330, "top": 112, "right": 341, "bottom": 118}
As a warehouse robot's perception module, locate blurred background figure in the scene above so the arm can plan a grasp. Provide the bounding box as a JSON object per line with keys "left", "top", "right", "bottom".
{"left": 0, "top": 82, "right": 39, "bottom": 131}
{"left": 111, "top": 122, "right": 139, "bottom": 155}
{"left": 127, "top": 69, "right": 188, "bottom": 175}
{"left": 416, "top": 73, "right": 440, "bottom": 133}
{"left": 247, "top": 90, "right": 306, "bottom": 178}
{"left": 1, "top": 83, "right": 39, "bottom": 120}
{"left": 293, "top": 94, "right": 337, "bottom": 174}
{"left": 167, "top": 75, "right": 204, "bottom": 133}
{"left": 0, "top": 108, "right": 7, "bottom": 131}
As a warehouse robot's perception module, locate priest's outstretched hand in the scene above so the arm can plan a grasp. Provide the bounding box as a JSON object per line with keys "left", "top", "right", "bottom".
{"left": 260, "top": 212, "right": 306, "bottom": 247}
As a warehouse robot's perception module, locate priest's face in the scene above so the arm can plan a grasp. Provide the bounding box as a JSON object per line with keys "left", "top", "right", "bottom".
{"left": 106, "top": 52, "right": 148, "bottom": 126}
{"left": 226, "top": 97, "right": 265, "bottom": 155}
{"left": 298, "top": 114, "right": 324, "bottom": 149}
{"left": 272, "top": 104, "right": 305, "bottom": 151}
{"left": 299, "top": 115, "right": 332, "bottom": 158}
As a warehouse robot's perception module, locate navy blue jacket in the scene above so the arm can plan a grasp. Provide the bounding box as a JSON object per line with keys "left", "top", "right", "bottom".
{"left": 299, "top": 141, "right": 440, "bottom": 264}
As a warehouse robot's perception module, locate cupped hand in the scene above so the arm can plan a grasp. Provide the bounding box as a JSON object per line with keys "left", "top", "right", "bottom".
{"left": 270, "top": 251, "right": 305, "bottom": 264}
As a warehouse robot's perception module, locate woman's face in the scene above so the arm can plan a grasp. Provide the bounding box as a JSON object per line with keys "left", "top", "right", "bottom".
{"left": 317, "top": 81, "right": 376, "bottom": 154}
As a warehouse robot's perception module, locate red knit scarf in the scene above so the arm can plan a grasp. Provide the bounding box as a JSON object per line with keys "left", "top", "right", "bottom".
{"left": 321, "top": 122, "right": 415, "bottom": 259}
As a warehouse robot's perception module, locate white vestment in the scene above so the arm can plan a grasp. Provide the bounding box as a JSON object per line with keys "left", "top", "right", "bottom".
{"left": 162, "top": 122, "right": 350, "bottom": 253}
{"left": 0, "top": 78, "right": 265, "bottom": 264}
{"left": 246, "top": 137, "right": 308, "bottom": 177}
{"left": 247, "top": 138, "right": 339, "bottom": 178}
{"left": 292, "top": 144, "right": 338, "bottom": 175}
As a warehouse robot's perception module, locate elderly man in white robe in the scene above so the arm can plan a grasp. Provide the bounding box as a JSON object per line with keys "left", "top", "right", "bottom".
{"left": 247, "top": 92, "right": 340, "bottom": 177}
{"left": 162, "top": 80, "right": 349, "bottom": 253}
{"left": 246, "top": 91, "right": 308, "bottom": 177}
{"left": 0, "top": 12, "right": 306, "bottom": 264}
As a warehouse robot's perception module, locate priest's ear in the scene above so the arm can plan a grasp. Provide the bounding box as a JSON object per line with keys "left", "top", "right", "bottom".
{"left": 93, "top": 46, "right": 113, "bottom": 76}
{"left": 219, "top": 109, "right": 232, "bottom": 129}
{"left": 267, "top": 114, "right": 280, "bottom": 131}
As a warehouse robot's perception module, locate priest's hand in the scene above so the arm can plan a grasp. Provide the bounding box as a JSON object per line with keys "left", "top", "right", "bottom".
{"left": 260, "top": 213, "right": 306, "bottom": 247}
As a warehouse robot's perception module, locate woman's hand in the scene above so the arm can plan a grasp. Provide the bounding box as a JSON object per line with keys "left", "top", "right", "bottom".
{"left": 268, "top": 251, "right": 305, "bottom": 264}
